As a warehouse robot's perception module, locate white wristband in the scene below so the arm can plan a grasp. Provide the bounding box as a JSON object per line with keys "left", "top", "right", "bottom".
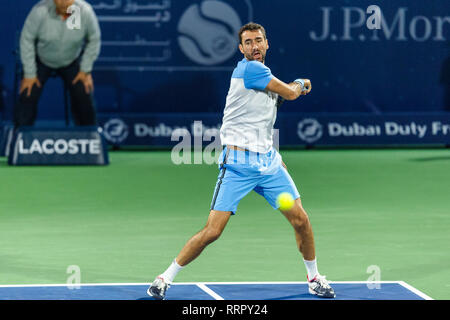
{"left": 294, "top": 79, "right": 308, "bottom": 93}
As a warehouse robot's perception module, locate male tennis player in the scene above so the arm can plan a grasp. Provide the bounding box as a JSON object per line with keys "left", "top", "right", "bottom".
{"left": 148, "top": 22, "right": 335, "bottom": 299}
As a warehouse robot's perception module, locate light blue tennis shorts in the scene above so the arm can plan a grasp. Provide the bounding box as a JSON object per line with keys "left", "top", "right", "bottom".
{"left": 210, "top": 146, "right": 300, "bottom": 214}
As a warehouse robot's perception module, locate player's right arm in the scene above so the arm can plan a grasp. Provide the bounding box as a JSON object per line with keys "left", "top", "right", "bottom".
{"left": 266, "top": 77, "right": 311, "bottom": 101}
{"left": 242, "top": 60, "right": 311, "bottom": 100}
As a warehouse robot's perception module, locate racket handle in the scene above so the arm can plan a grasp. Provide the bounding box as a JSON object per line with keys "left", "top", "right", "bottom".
{"left": 294, "top": 79, "right": 309, "bottom": 93}
{"left": 276, "top": 95, "right": 285, "bottom": 108}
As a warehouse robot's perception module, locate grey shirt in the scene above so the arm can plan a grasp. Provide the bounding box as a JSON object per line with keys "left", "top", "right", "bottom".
{"left": 20, "top": 0, "right": 101, "bottom": 78}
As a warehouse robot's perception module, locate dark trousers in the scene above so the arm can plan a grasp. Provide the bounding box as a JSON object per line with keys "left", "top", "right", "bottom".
{"left": 14, "top": 58, "right": 97, "bottom": 128}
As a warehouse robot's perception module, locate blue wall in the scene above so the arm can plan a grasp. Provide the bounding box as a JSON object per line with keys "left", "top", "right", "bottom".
{"left": 1, "top": 0, "right": 450, "bottom": 123}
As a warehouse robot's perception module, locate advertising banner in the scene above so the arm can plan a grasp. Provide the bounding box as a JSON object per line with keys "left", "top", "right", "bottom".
{"left": 8, "top": 127, "right": 109, "bottom": 165}
{"left": 98, "top": 113, "right": 450, "bottom": 147}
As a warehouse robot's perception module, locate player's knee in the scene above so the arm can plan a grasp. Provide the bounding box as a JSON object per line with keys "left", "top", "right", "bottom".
{"left": 292, "top": 210, "right": 310, "bottom": 230}
{"left": 201, "top": 226, "right": 223, "bottom": 244}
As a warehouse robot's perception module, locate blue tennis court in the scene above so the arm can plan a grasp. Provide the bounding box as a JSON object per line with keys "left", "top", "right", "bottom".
{"left": 0, "top": 282, "right": 432, "bottom": 300}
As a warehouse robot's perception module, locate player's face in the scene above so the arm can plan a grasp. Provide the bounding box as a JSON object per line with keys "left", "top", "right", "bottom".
{"left": 239, "top": 30, "right": 269, "bottom": 63}
{"left": 54, "top": 0, "right": 75, "bottom": 14}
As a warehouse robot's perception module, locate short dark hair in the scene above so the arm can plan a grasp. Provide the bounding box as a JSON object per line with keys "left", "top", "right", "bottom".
{"left": 238, "top": 22, "right": 267, "bottom": 44}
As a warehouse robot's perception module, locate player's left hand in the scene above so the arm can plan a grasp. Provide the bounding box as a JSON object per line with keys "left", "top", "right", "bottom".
{"left": 72, "top": 71, "right": 94, "bottom": 94}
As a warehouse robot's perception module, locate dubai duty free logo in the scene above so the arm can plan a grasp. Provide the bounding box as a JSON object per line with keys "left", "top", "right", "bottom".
{"left": 177, "top": 0, "right": 253, "bottom": 66}
{"left": 297, "top": 118, "right": 323, "bottom": 143}
{"left": 103, "top": 118, "right": 129, "bottom": 144}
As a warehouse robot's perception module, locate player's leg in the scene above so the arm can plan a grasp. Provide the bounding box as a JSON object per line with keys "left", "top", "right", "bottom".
{"left": 175, "top": 151, "right": 257, "bottom": 266}
{"left": 255, "top": 170, "right": 316, "bottom": 271}
{"left": 148, "top": 148, "right": 259, "bottom": 299}
{"left": 256, "top": 159, "right": 336, "bottom": 298}
{"left": 279, "top": 197, "right": 335, "bottom": 298}
{"left": 154, "top": 169, "right": 251, "bottom": 285}
{"left": 279, "top": 197, "right": 315, "bottom": 262}
{"left": 176, "top": 209, "right": 232, "bottom": 266}
{"left": 148, "top": 210, "right": 231, "bottom": 300}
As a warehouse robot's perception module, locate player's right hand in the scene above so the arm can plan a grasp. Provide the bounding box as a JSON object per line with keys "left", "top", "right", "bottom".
{"left": 301, "top": 79, "right": 312, "bottom": 95}
{"left": 20, "top": 77, "right": 41, "bottom": 97}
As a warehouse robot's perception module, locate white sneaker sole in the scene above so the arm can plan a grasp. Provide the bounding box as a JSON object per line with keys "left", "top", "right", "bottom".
{"left": 308, "top": 287, "right": 336, "bottom": 298}
{"left": 147, "top": 287, "right": 165, "bottom": 300}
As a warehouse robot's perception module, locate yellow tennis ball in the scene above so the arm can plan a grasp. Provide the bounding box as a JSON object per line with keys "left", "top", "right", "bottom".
{"left": 277, "top": 192, "right": 294, "bottom": 211}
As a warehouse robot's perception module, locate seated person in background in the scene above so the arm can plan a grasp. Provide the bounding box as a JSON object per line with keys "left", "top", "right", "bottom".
{"left": 15, "top": 0, "right": 101, "bottom": 129}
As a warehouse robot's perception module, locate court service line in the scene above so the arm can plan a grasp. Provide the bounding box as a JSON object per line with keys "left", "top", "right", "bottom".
{"left": 196, "top": 283, "right": 225, "bottom": 300}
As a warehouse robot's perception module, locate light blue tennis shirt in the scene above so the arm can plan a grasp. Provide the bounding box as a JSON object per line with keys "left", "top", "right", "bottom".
{"left": 220, "top": 58, "right": 279, "bottom": 153}
{"left": 20, "top": 0, "right": 101, "bottom": 78}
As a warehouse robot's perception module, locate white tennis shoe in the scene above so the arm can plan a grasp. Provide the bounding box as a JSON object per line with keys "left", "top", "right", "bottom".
{"left": 307, "top": 274, "right": 336, "bottom": 298}
{"left": 147, "top": 275, "right": 171, "bottom": 300}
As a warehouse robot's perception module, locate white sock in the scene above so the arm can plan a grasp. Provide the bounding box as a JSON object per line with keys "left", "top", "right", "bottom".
{"left": 160, "top": 259, "right": 184, "bottom": 283}
{"left": 303, "top": 258, "right": 319, "bottom": 281}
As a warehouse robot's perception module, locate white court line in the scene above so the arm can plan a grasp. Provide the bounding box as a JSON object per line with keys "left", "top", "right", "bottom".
{"left": 398, "top": 281, "right": 434, "bottom": 300}
{"left": 0, "top": 281, "right": 433, "bottom": 300}
{"left": 0, "top": 281, "right": 402, "bottom": 287}
{"left": 196, "top": 283, "right": 224, "bottom": 300}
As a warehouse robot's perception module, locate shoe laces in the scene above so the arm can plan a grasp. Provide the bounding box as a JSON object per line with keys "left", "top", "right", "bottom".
{"left": 314, "top": 274, "right": 331, "bottom": 289}
{"left": 157, "top": 275, "right": 172, "bottom": 288}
